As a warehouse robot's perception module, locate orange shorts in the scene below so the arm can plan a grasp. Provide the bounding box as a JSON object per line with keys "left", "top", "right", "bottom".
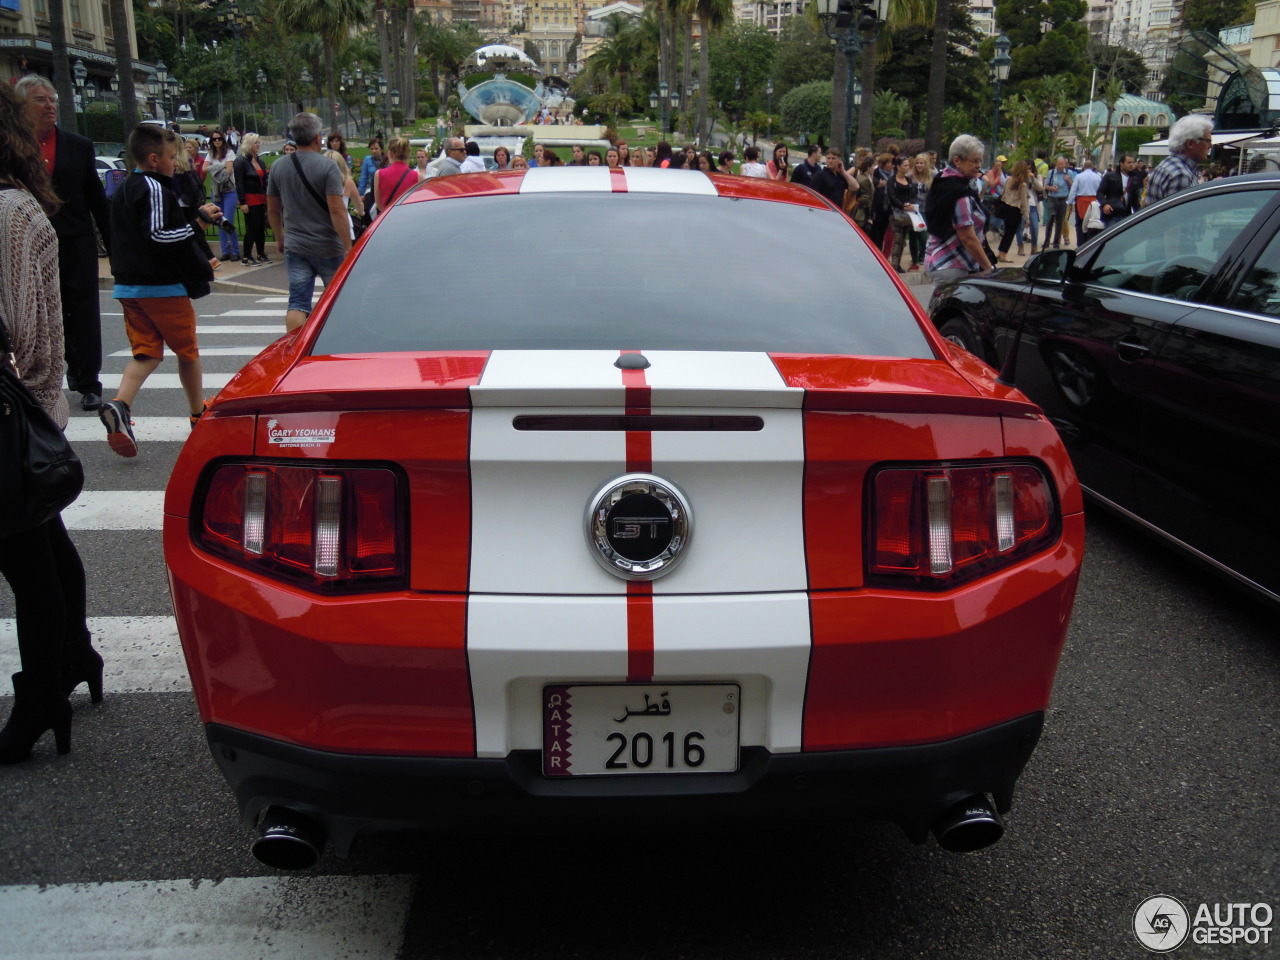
{"left": 119, "top": 297, "right": 199, "bottom": 363}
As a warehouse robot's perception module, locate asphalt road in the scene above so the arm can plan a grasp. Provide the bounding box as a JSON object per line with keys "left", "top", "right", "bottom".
{"left": 0, "top": 290, "right": 1274, "bottom": 959}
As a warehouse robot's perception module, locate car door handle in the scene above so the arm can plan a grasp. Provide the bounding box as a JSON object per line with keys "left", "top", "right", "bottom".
{"left": 1114, "top": 338, "right": 1151, "bottom": 362}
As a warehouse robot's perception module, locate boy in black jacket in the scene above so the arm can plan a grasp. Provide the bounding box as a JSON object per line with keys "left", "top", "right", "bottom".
{"left": 103, "top": 124, "right": 221, "bottom": 457}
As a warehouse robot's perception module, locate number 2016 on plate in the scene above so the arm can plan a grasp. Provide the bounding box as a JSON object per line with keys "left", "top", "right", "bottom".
{"left": 543, "top": 683, "right": 741, "bottom": 778}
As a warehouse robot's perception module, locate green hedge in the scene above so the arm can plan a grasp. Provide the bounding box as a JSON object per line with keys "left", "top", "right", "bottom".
{"left": 85, "top": 109, "right": 125, "bottom": 143}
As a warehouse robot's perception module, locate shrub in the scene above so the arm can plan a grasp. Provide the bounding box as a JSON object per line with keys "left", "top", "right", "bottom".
{"left": 778, "top": 80, "right": 832, "bottom": 144}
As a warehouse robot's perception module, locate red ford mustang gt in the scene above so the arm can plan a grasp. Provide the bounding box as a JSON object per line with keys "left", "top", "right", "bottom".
{"left": 165, "top": 167, "right": 1084, "bottom": 868}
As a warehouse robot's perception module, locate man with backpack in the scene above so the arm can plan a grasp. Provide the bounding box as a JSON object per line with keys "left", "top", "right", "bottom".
{"left": 266, "top": 113, "right": 351, "bottom": 332}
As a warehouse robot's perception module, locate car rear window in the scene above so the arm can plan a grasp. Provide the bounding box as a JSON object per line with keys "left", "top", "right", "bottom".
{"left": 311, "top": 192, "right": 933, "bottom": 358}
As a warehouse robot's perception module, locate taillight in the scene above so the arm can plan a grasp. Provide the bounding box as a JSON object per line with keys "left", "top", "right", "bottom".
{"left": 868, "top": 461, "right": 1058, "bottom": 588}
{"left": 196, "top": 462, "right": 405, "bottom": 592}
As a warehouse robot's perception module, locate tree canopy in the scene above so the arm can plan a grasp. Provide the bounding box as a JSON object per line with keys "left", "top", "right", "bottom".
{"left": 996, "top": 0, "right": 1091, "bottom": 100}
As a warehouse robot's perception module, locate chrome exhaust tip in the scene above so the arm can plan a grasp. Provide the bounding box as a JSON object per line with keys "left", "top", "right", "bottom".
{"left": 251, "top": 807, "right": 326, "bottom": 870}
{"left": 932, "top": 795, "right": 1005, "bottom": 853}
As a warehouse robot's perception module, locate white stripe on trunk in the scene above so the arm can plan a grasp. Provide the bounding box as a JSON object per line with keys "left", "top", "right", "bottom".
{"left": 467, "top": 596, "right": 630, "bottom": 756}
{"left": 62, "top": 491, "right": 164, "bottom": 530}
{"left": 0, "top": 875, "right": 414, "bottom": 959}
{"left": 0, "top": 616, "right": 189, "bottom": 693}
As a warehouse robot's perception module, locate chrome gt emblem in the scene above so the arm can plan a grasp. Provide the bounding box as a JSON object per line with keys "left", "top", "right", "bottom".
{"left": 585, "top": 474, "right": 693, "bottom": 580}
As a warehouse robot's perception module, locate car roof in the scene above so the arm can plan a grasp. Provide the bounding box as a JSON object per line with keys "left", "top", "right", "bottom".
{"left": 398, "top": 167, "right": 832, "bottom": 210}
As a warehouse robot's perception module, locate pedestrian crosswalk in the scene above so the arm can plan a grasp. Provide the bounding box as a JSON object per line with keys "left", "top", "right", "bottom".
{"left": 0, "top": 294, "right": 421, "bottom": 957}
{"left": 2, "top": 875, "right": 416, "bottom": 959}
{"left": 0, "top": 616, "right": 187, "bottom": 692}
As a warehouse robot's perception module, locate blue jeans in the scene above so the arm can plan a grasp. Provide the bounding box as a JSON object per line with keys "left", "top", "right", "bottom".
{"left": 1022, "top": 201, "right": 1040, "bottom": 248}
{"left": 217, "top": 190, "right": 240, "bottom": 259}
{"left": 286, "top": 251, "right": 344, "bottom": 314}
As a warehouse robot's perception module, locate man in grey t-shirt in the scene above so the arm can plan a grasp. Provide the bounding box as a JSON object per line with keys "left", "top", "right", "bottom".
{"left": 267, "top": 113, "right": 352, "bottom": 331}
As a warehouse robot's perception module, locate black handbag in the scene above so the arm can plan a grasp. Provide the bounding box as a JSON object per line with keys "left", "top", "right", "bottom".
{"left": 0, "top": 317, "right": 84, "bottom": 537}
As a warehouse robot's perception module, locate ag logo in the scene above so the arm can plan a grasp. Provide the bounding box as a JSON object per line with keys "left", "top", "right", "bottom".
{"left": 1134, "top": 896, "right": 1190, "bottom": 953}
{"left": 585, "top": 474, "right": 692, "bottom": 580}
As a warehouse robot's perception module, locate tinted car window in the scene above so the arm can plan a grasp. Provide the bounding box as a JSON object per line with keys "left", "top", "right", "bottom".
{"left": 1079, "top": 189, "right": 1264, "bottom": 301}
{"left": 312, "top": 192, "right": 933, "bottom": 358}
{"left": 1233, "top": 227, "right": 1280, "bottom": 317}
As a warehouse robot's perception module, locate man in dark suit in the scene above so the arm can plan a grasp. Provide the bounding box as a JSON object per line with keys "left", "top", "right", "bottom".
{"left": 1098, "top": 153, "right": 1143, "bottom": 230}
{"left": 17, "top": 74, "right": 111, "bottom": 411}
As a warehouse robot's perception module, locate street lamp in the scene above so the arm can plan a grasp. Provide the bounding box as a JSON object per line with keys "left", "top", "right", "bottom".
{"left": 366, "top": 86, "right": 377, "bottom": 137}
{"left": 167, "top": 78, "right": 180, "bottom": 124}
{"left": 659, "top": 79, "right": 669, "bottom": 137}
{"left": 377, "top": 74, "right": 389, "bottom": 135}
{"left": 146, "top": 70, "right": 160, "bottom": 122}
{"left": 1043, "top": 107, "right": 1060, "bottom": 150}
{"left": 989, "top": 33, "right": 1012, "bottom": 165}
{"left": 391, "top": 88, "right": 400, "bottom": 132}
{"left": 766, "top": 78, "right": 774, "bottom": 142}
{"left": 813, "top": 0, "right": 889, "bottom": 158}
{"left": 217, "top": 3, "right": 255, "bottom": 131}
{"left": 72, "top": 58, "right": 87, "bottom": 133}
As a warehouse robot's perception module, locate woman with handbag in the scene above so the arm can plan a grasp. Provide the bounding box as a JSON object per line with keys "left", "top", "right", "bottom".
{"left": 904, "top": 154, "right": 933, "bottom": 270}
{"left": 887, "top": 155, "right": 917, "bottom": 272}
{"left": 0, "top": 84, "right": 98, "bottom": 764}
{"left": 995, "top": 160, "right": 1033, "bottom": 263}
{"left": 373, "top": 138, "right": 418, "bottom": 217}
{"left": 206, "top": 131, "right": 241, "bottom": 262}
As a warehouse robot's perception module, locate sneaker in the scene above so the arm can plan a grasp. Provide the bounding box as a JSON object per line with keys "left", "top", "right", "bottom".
{"left": 99, "top": 399, "right": 138, "bottom": 458}
{"left": 189, "top": 403, "right": 208, "bottom": 431}
{"left": 241, "top": 257, "right": 256, "bottom": 266}
{"left": 256, "top": 255, "right": 272, "bottom": 264}
{"left": 908, "top": 263, "right": 922, "bottom": 272}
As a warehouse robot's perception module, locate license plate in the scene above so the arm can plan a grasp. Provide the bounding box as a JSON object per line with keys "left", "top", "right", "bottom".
{"left": 543, "top": 683, "right": 740, "bottom": 778}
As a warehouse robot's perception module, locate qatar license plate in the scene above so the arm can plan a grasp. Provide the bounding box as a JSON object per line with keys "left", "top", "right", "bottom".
{"left": 543, "top": 683, "right": 740, "bottom": 778}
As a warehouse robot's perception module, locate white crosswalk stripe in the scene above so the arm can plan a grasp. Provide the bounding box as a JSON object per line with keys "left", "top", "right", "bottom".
{"left": 0, "top": 616, "right": 187, "bottom": 692}
{"left": 94, "top": 372, "right": 236, "bottom": 390}
{"left": 196, "top": 325, "right": 285, "bottom": 334}
{"left": 0, "top": 292, "right": 433, "bottom": 952}
{"left": 0, "top": 875, "right": 415, "bottom": 959}
{"left": 62, "top": 490, "right": 165, "bottom": 530}
{"left": 65, "top": 417, "right": 192, "bottom": 443}
{"left": 109, "top": 346, "right": 274, "bottom": 357}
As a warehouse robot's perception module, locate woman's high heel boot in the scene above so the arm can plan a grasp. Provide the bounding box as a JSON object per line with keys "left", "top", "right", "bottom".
{"left": 62, "top": 647, "right": 104, "bottom": 703}
{"left": 0, "top": 672, "right": 72, "bottom": 764}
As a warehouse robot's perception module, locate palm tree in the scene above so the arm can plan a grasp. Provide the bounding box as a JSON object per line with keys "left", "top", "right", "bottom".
{"left": 695, "top": 0, "right": 733, "bottom": 147}
{"left": 1098, "top": 76, "right": 1124, "bottom": 167}
{"left": 923, "top": 0, "right": 950, "bottom": 153}
{"left": 111, "top": 0, "right": 141, "bottom": 128}
{"left": 857, "top": 0, "right": 929, "bottom": 151}
{"left": 279, "top": 0, "right": 371, "bottom": 134}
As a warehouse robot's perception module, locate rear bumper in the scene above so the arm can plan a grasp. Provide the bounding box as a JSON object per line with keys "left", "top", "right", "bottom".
{"left": 208, "top": 713, "right": 1044, "bottom": 855}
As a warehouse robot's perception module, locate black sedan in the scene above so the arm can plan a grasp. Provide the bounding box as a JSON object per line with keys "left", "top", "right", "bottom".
{"left": 928, "top": 171, "right": 1280, "bottom": 604}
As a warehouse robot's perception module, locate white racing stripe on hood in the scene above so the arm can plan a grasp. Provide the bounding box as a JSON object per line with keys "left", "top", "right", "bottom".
{"left": 518, "top": 166, "right": 612, "bottom": 192}
{"left": 621, "top": 167, "right": 719, "bottom": 195}
{"left": 472, "top": 350, "right": 802, "bottom": 408}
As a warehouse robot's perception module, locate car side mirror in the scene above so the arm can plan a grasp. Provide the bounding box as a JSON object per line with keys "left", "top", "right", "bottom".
{"left": 1026, "top": 247, "right": 1075, "bottom": 284}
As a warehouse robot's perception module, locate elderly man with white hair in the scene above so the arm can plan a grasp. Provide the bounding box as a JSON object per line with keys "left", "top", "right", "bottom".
{"left": 1144, "top": 115, "right": 1213, "bottom": 206}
